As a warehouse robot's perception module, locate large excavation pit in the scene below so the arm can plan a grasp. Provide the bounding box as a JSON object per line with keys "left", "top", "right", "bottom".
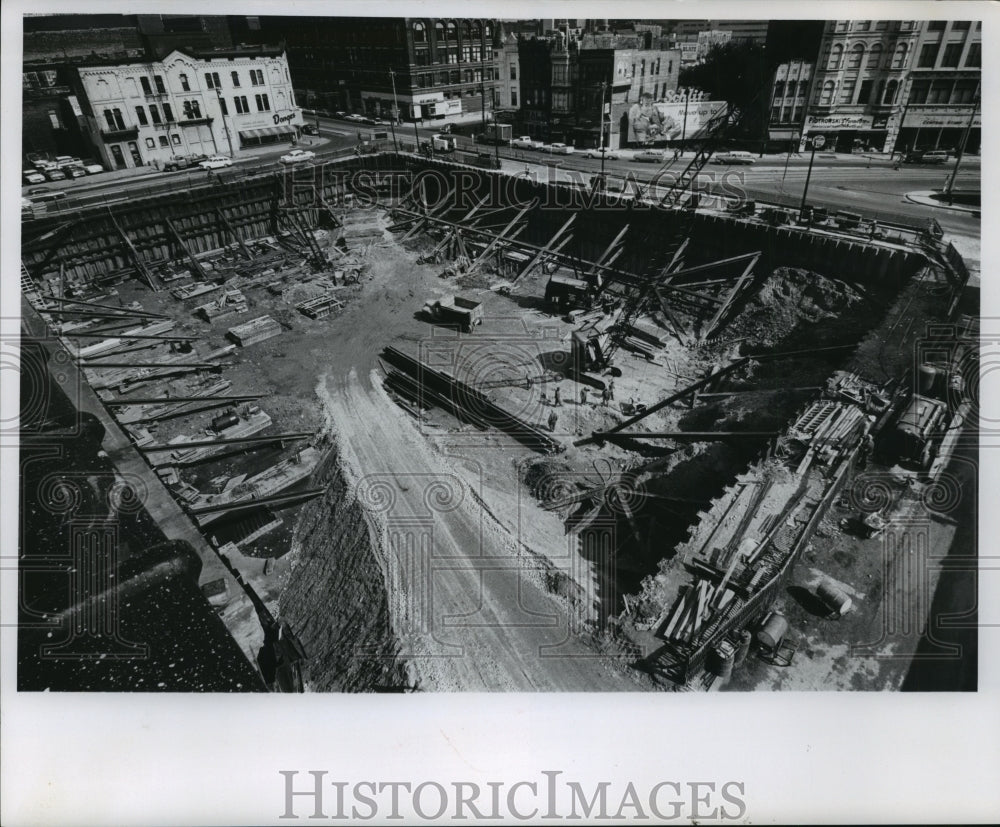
{"left": 20, "top": 154, "right": 969, "bottom": 691}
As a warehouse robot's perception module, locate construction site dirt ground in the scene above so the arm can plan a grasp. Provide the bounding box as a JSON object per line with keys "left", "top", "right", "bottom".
{"left": 99, "top": 204, "right": 969, "bottom": 690}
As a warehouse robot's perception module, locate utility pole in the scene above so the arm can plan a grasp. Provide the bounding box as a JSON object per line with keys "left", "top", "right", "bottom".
{"left": 388, "top": 68, "right": 400, "bottom": 152}
{"left": 215, "top": 87, "right": 234, "bottom": 157}
{"left": 682, "top": 89, "right": 690, "bottom": 153}
{"left": 598, "top": 79, "right": 608, "bottom": 191}
{"left": 799, "top": 133, "right": 825, "bottom": 219}
{"left": 944, "top": 93, "right": 979, "bottom": 205}
{"left": 480, "top": 24, "right": 488, "bottom": 133}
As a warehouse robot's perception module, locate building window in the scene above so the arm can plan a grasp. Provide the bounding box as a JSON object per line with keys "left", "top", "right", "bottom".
{"left": 154, "top": 75, "right": 166, "bottom": 94}
{"left": 145, "top": 137, "right": 155, "bottom": 149}
{"left": 858, "top": 78, "right": 874, "bottom": 105}
{"left": 135, "top": 105, "right": 148, "bottom": 125}
{"left": 158, "top": 135, "right": 169, "bottom": 147}
{"left": 953, "top": 80, "right": 979, "bottom": 103}
{"left": 855, "top": 21, "right": 870, "bottom": 31}
{"left": 231, "top": 71, "right": 241, "bottom": 87}
{"left": 234, "top": 95, "right": 249, "bottom": 114}
{"left": 103, "top": 109, "right": 116, "bottom": 130}
{"left": 140, "top": 76, "right": 152, "bottom": 95}
{"left": 205, "top": 71, "right": 221, "bottom": 89}
{"left": 254, "top": 93, "right": 270, "bottom": 111}
{"left": 884, "top": 79, "right": 899, "bottom": 105}
{"left": 965, "top": 43, "right": 981, "bottom": 67}
{"left": 941, "top": 43, "right": 963, "bottom": 67}
{"left": 839, "top": 78, "right": 856, "bottom": 104}
{"left": 773, "top": 81, "right": 785, "bottom": 100}
{"left": 149, "top": 104, "right": 161, "bottom": 124}
{"left": 510, "top": 65, "right": 517, "bottom": 80}
{"left": 828, "top": 43, "right": 843, "bottom": 70}
{"left": 163, "top": 102, "right": 174, "bottom": 121}
{"left": 819, "top": 80, "right": 835, "bottom": 106}
{"left": 927, "top": 21, "right": 947, "bottom": 31}
{"left": 179, "top": 73, "right": 190, "bottom": 91}
{"left": 847, "top": 43, "right": 865, "bottom": 69}
{"left": 511, "top": 89, "right": 517, "bottom": 106}
{"left": 250, "top": 69, "right": 264, "bottom": 86}
{"left": 172, "top": 134, "right": 181, "bottom": 145}
{"left": 182, "top": 100, "right": 202, "bottom": 119}
{"left": 908, "top": 79, "right": 929, "bottom": 104}
{"left": 413, "top": 21, "right": 426, "bottom": 43}
{"left": 918, "top": 42, "right": 939, "bottom": 68}
{"left": 875, "top": 21, "right": 888, "bottom": 31}
{"left": 867, "top": 44, "right": 883, "bottom": 68}
{"left": 928, "top": 81, "right": 951, "bottom": 104}
{"left": 952, "top": 21, "right": 972, "bottom": 30}
{"left": 218, "top": 97, "right": 228, "bottom": 115}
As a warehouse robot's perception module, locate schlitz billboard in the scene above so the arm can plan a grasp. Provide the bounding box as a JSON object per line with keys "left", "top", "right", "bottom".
{"left": 626, "top": 95, "right": 727, "bottom": 144}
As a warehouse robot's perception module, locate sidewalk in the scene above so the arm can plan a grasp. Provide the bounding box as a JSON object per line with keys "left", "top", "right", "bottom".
{"left": 905, "top": 190, "right": 981, "bottom": 214}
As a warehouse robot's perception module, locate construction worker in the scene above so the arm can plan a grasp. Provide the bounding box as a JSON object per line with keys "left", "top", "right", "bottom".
{"left": 608, "top": 379, "right": 616, "bottom": 401}
{"left": 580, "top": 388, "right": 588, "bottom": 406}
{"left": 601, "top": 387, "right": 611, "bottom": 406}
{"left": 553, "top": 385, "right": 562, "bottom": 407}
{"left": 540, "top": 388, "right": 548, "bottom": 406}
{"left": 548, "top": 411, "right": 558, "bottom": 432}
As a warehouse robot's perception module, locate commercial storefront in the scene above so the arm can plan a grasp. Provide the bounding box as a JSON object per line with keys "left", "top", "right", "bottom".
{"left": 801, "top": 113, "right": 888, "bottom": 153}
{"left": 895, "top": 105, "right": 980, "bottom": 154}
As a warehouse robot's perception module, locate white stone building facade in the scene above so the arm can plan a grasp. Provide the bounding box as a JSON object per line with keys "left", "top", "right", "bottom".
{"left": 74, "top": 47, "right": 302, "bottom": 169}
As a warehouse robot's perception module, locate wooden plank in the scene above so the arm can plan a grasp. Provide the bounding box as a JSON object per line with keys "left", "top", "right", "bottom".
{"left": 514, "top": 214, "right": 577, "bottom": 282}
{"left": 164, "top": 216, "right": 208, "bottom": 280}
{"left": 702, "top": 253, "right": 761, "bottom": 340}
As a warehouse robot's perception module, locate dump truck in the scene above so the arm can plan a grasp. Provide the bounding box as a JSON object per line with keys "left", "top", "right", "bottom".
{"left": 423, "top": 295, "right": 483, "bottom": 333}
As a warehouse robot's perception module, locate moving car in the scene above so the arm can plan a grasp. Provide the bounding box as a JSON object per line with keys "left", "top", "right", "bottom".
{"left": 301, "top": 123, "right": 319, "bottom": 135}
{"left": 549, "top": 142, "right": 574, "bottom": 155}
{"left": 279, "top": 149, "right": 316, "bottom": 165}
{"left": 633, "top": 149, "right": 665, "bottom": 162}
{"left": 711, "top": 150, "right": 756, "bottom": 165}
{"left": 198, "top": 155, "right": 234, "bottom": 170}
{"left": 584, "top": 148, "right": 620, "bottom": 160}
{"left": 510, "top": 136, "right": 538, "bottom": 149}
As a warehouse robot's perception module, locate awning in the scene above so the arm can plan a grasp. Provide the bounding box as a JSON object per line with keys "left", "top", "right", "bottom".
{"left": 239, "top": 125, "right": 296, "bottom": 140}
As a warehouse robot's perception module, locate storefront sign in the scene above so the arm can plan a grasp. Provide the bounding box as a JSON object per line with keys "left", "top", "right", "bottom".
{"left": 805, "top": 114, "right": 873, "bottom": 131}
{"left": 273, "top": 111, "right": 297, "bottom": 125}
{"left": 903, "top": 108, "right": 981, "bottom": 129}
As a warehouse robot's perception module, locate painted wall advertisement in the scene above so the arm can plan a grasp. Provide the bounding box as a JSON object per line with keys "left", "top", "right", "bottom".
{"left": 627, "top": 97, "right": 726, "bottom": 144}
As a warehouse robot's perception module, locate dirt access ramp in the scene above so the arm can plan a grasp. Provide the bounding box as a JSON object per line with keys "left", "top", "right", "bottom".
{"left": 305, "top": 365, "right": 650, "bottom": 691}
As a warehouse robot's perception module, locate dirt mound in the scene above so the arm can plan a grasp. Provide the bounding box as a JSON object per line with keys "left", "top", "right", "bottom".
{"left": 729, "top": 267, "right": 864, "bottom": 347}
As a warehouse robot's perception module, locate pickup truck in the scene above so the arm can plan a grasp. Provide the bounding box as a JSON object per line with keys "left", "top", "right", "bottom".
{"left": 423, "top": 295, "right": 484, "bottom": 333}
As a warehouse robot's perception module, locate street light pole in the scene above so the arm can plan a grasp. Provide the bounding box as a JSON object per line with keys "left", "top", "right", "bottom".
{"left": 799, "top": 134, "right": 825, "bottom": 219}
{"left": 388, "top": 68, "right": 400, "bottom": 152}
{"left": 598, "top": 80, "right": 608, "bottom": 190}
{"left": 682, "top": 89, "right": 689, "bottom": 153}
{"left": 944, "top": 93, "right": 979, "bottom": 205}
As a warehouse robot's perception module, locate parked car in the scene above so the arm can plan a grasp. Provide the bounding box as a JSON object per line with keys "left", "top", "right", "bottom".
{"left": 198, "top": 155, "right": 233, "bottom": 170}
{"left": 46, "top": 169, "right": 67, "bottom": 181}
{"left": 510, "top": 136, "right": 537, "bottom": 149}
{"left": 28, "top": 187, "right": 67, "bottom": 202}
{"left": 82, "top": 162, "right": 105, "bottom": 174}
{"left": 301, "top": 123, "right": 319, "bottom": 135}
{"left": 633, "top": 149, "right": 665, "bottom": 162}
{"left": 54, "top": 155, "right": 81, "bottom": 169}
{"left": 549, "top": 143, "right": 574, "bottom": 155}
{"left": 279, "top": 149, "right": 317, "bottom": 165}
{"left": 904, "top": 149, "right": 949, "bottom": 165}
{"left": 584, "top": 148, "right": 620, "bottom": 160}
{"left": 535, "top": 143, "right": 554, "bottom": 153}
{"left": 334, "top": 111, "right": 347, "bottom": 118}
{"left": 65, "top": 166, "right": 87, "bottom": 178}
{"left": 23, "top": 171, "right": 47, "bottom": 185}
{"left": 711, "top": 151, "right": 756, "bottom": 165}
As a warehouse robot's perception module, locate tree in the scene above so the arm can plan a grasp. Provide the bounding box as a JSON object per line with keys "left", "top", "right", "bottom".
{"left": 679, "top": 40, "right": 769, "bottom": 140}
